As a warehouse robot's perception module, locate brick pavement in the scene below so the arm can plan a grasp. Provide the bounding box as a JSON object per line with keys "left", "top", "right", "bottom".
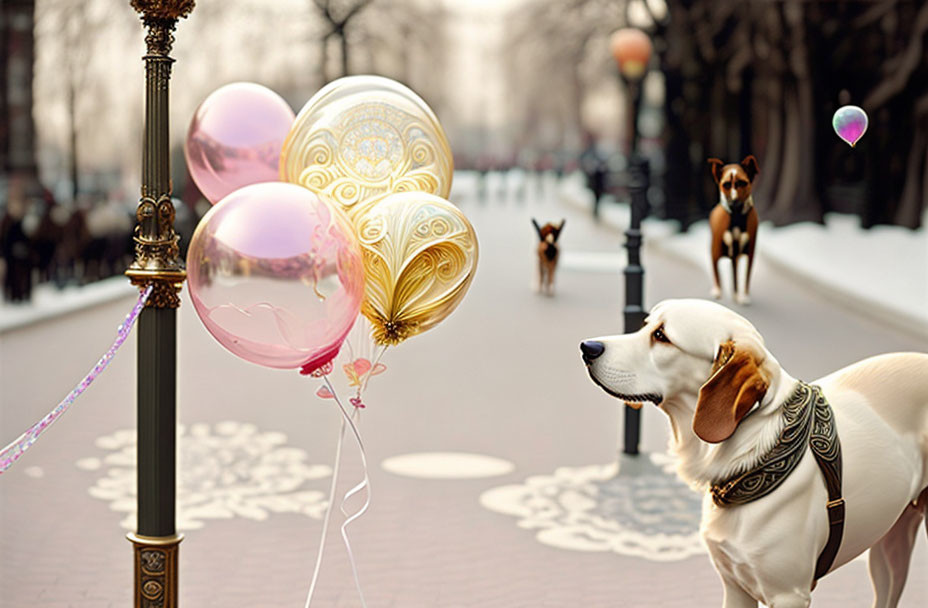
{"left": 2, "top": 189, "right": 927, "bottom": 606}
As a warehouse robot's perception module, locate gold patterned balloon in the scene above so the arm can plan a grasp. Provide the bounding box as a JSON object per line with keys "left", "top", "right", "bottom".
{"left": 355, "top": 192, "right": 478, "bottom": 346}
{"left": 279, "top": 76, "right": 453, "bottom": 220}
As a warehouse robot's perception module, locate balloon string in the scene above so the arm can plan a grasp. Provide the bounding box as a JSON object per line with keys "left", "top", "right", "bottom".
{"left": 303, "top": 408, "right": 347, "bottom": 608}
{"left": 0, "top": 285, "right": 153, "bottom": 474}
{"left": 325, "top": 376, "right": 370, "bottom": 608}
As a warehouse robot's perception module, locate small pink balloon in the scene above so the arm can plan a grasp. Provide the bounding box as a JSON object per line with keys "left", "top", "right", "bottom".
{"left": 185, "top": 83, "right": 295, "bottom": 204}
{"left": 187, "top": 182, "right": 365, "bottom": 370}
{"left": 832, "top": 105, "right": 868, "bottom": 148}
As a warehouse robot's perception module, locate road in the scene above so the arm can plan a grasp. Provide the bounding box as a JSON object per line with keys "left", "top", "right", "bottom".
{"left": 2, "top": 173, "right": 927, "bottom": 607}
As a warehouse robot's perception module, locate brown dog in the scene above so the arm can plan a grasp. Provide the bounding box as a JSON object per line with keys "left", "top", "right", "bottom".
{"left": 532, "top": 219, "right": 564, "bottom": 295}
{"left": 707, "top": 156, "right": 759, "bottom": 305}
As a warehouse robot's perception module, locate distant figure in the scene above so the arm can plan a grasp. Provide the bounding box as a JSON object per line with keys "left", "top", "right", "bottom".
{"left": 62, "top": 205, "right": 91, "bottom": 285}
{"left": 1, "top": 180, "right": 33, "bottom": 302}
{"left": 476, "top": 154, "right": 490, "bottom": 203}
{"left": 31, "top": 189, "right": 62, "bottom": 284}
{"left": 580, "top": 136, "right": 608, "bottom": 220}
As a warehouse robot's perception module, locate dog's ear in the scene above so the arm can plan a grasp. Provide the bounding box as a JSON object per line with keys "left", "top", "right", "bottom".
{"left": 531, "top": 218, "right": 543, "bottom": 240}
{"left": 707, "top": 158, "right": 724, "bottom": 184}
{"left": 553, "top": 219, "right": 565, "bottom": 241}
{"left": 740, "top": 155, "right": 760, "bottom": 182}
{"left": 693, "top": 340, "right": 769, "bottom": 443}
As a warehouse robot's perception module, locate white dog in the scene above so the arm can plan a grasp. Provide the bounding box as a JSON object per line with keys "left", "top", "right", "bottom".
{"left": 580, "top": 299, "right": 928, "bottom": 608}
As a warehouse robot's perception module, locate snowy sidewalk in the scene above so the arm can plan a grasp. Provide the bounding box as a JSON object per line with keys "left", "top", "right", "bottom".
{"left": 558, "top": 173, "right": 928, "bottom": 340}
{"left": 0, "top": 276, "right": 136, "bottom": 334}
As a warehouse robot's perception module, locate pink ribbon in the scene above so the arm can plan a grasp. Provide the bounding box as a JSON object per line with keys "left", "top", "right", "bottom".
{"left": 0, "top": 285, "right": 152, "bottom": 473}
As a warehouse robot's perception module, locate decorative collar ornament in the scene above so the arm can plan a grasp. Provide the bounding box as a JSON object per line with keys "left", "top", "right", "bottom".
{"left": 710, "top": 381, "right": 845, "bottom": 581}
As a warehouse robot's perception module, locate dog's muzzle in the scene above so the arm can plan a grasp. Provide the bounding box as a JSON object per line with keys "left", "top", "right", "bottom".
{"left": 580, "top": 340, "right": 662, "bottom": 405}
{"left": 580, "top": 340, "right": 605, "bottom": 363}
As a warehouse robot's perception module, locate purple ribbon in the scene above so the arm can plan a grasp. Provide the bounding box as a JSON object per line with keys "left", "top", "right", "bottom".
{"left": 0, "top": 285, "right": 152, "bottom": 474}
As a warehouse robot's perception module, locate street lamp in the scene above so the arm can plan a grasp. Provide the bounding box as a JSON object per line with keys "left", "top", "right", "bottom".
{"left": 125, "top": 1, "right": 193, "bottom": 606}
{"left": 610, "top": 27, "right": 652, "bottom": 456}
{"left": 610, "top": 28, "right": 652, "bottom": 154}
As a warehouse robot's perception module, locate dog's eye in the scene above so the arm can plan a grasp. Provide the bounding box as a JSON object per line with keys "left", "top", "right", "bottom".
{"left": 722, "top": 181, "right": 731, "bottom": 189}
{"left": 735, "top": 179, "right": 748, "bottom": 188}
{"left": 652, "top": 327, "right": 671, "bottom": 344}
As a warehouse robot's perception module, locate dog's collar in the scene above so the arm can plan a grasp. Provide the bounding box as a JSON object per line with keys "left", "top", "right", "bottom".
{"left": 710, "top": 381, "right": 844, "bottom": 581}
{"left": 719, "top": 194, "right": 754, "bottom": 214}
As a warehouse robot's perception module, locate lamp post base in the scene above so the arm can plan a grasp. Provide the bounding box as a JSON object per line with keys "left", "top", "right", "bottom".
{"left": 127, "top": 532, "right": 183, "bottom": 608}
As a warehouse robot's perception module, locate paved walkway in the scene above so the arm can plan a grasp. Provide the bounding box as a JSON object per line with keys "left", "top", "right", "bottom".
{"left": 1, "top": 174, "right": 927, "bottom": 606}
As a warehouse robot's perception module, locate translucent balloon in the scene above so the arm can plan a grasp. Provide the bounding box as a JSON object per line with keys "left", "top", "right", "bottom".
{"left": 354, "top": 192, "right": 478, "bottom": 346}
{"left": 279, "top": 75, "right": 453, "bottom": 220}
{"left": 187, "top": 182, "right": 364, "bottom": 370}
{"left": 832, "top": 105, "right": 868, "bottom": 148}
{"left": 185, "top": 83, "right": 295, "bottom": 204}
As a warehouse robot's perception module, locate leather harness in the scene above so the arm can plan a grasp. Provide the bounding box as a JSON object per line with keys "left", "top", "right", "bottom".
{"left": 709, "top": 381, "right": 845, "bottom": 582}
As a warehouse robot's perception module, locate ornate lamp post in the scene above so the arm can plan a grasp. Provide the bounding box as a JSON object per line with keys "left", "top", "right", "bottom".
{"left": 124, "top": 1, "right": 193, "bottom": 606}
{"left": 610, "top": 27, "right": 652, "bottom": 456}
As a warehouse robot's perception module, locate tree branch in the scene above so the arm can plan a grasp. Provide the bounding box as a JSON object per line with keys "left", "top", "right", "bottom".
{"left": 864, "top": 1, "right": 928, "bottom": 109}
{"left": 341, "top": 0, "right": 375, "bottom": 25}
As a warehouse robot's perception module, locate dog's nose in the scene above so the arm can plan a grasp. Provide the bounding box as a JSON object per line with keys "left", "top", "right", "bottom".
{"left": 580, "top": 340, "right": 605, "bottom": 361}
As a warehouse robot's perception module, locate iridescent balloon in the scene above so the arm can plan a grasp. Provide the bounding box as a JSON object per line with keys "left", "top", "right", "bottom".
{"left": 832, "top": 105, "right": 868, "bottom": 148}
{"left": 354, "top": 192, "right": 478, "bottom": 346}
{"left": 187, "top": 182, "right": 365, "bottom": 370}
{"left": 185, "top": 83, "right": 295, "bottom": 204}
{"left": 279, "top": 75, "right": 453, "bottom": 221}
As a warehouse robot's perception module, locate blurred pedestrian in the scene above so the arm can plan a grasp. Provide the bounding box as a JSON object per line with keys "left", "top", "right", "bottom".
{"left": 31, "top": 188, "right": 62, "bottom": 284}
{"left": 1, "top": 179, "right": 34, "bottom": 302}
{"left": 580, "top": 134, "right": 608, "bottom": 221}
{"left": 61, "top": 203, "right": 91, "bottom": 285}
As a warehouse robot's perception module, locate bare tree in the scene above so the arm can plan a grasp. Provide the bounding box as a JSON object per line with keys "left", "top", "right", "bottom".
{"left": 353, "top": 0, "right": 448, "bottom": 111}
{"left": 34, "top": 0, "right": 132, "bottom": 202}
{"left": 312, "top": 0, "right": 376, "bottom": 82}
{"left": 503, "top": 0, "right": 629, "bottom": 153}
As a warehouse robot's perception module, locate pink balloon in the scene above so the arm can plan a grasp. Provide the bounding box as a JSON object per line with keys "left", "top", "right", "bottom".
{"left": 186, "top": 182, "right": 365, "bottom": 370}
{"left": 185, "top": 83, "right": 295, "bottom": 204}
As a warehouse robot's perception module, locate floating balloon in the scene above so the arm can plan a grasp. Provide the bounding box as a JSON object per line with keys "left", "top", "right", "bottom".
{"left": 279, "top": 75, "right": 453, "bottom": 220}
{"left": 354, "top": 192, "right": 478, "bottom": 346}
{"left": 187, "top": 182, "right": 364, "bottom": 370}
{"left": 185, "top": 83, "right": 295, "bottom": 204}
{"left": 832, "top": 105, "right": 868, "bottom": 148}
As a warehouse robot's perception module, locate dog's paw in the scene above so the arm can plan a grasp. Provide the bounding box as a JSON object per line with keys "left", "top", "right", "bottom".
{"left": 710, "top": 286, "right": 722, "bottom": 300}
{"left": 736, "top": 293, "right": 752, "bottom": 306}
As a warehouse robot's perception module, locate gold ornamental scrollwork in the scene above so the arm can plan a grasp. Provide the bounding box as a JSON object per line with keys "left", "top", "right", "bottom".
{"left": 127, "top": 194, "right": 185, "bottom": 308}
{"left": 131, "top": 1, "right": 194, "bottom": 56}
{"left": 281, "top": 99, "right": 453, "bottom": 221}
{"left": 355, "top": 192, "right": 478, "bottom": 346}
{"left": 128, "top": 532, "right": 182, "bottom": 608}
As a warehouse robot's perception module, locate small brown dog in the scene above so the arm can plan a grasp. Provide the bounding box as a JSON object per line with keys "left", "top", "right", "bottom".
{"left": 532, "top": 219, "right": 564, "bottom": 295}
{"left": 707, "top": 156, "right": 759, "bottom": 305}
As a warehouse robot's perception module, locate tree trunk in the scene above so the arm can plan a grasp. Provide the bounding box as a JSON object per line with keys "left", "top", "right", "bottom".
{"left": 320, "top": 33, "right": 330, "bottom": 84}
{"left": 768, "top": 1, "right": 821, "bottom": 224}
{"left": 68, "top": 76, "right": 78, "bottom": 202}
{"left": 752, "top": 71, "right": 782, "bottom": 214}
{"left": 340, "top": 29, "right": 349, "bottom": 77}
{"left": 896, "top": 121, "right": 926, "bottom": 228}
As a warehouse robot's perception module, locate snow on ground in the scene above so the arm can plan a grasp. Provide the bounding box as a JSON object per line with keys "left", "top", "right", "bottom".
{"left": 0, "top": 276, "right": 135, "bottom": 333}
{"left": 558, "top": 172, "right": 928, "bottom": 340}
